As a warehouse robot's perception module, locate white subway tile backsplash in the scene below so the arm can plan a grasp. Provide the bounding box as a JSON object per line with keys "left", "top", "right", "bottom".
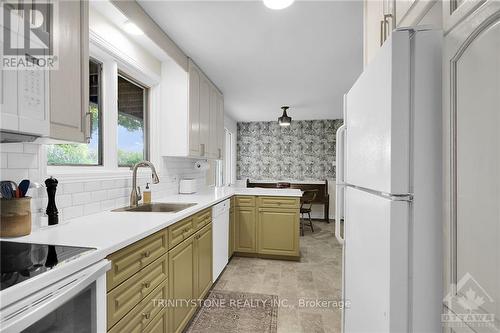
{"left": 84, "top": 181, "right": 101, "bottom": 192}
{"left": 107, "top": 188, "right": 128, "bottom": 199}
{"left": 90, "top": 190, "right": 107, "bottom": 202}
{"left": 72, "top": 192, "right": 91, "bottom": 205}
{"left": 7, "top": 153, "right": 38, "bottom": 169}
{"left": 101, "top": 199, "right": 116, "bottom": 211}
{"left": 55, "top": 194, "right": 72, "bottom": 209}
{"left": 0, "top": 143, "right": 24, "bottom": 153}
{"left": 63, "top": 205, "right": 84, "bottom": 220}
{"left": 23, "top": 144, "right": 40, "bottom": 154}
{"left": 0, "top": 145, "right": 207, "bottom": 227}
{"left": 62, "top": 182, "right": 84, "bottom": 194}
{"left": 0, "top": 168, "right": 30, "bottom": 181}
{"left": 84, "top": 202, "right": 101, "bottom": 215}
{"left": 1, "top": 153, "right": 7, "bottom": 168}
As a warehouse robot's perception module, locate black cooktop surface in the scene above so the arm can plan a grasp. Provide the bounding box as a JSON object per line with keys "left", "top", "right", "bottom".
{"left": 0, "top": 241, "right": 95, "bottom": 291}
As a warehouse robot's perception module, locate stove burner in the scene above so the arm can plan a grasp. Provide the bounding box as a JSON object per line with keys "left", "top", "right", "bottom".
{"left": 0, "top": 241, "right": 95, "bottom": 291}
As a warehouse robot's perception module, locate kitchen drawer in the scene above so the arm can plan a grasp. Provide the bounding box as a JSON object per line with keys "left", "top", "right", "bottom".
{"left": 193, "top": 208, "right": 211, "bottom": 230}
{"left": 107, "top": 254, "right": 168, "bottom": 329}
{"left": 257, "top": 196, "right": 300, "bottom": 209}
{"left": 168, "top": 217, "right": 194, "bottom": 249}
{"left": 107, "top": 229, "right": 168, "bottom": 291}
{"left": 108, "top": 278, "right": 168, "bottom": 333}
{"left": 235, "top": 195, "right": 256, "bottom": 207}
{"left": 143, "top": 308, "right": 168, "bottom": 333}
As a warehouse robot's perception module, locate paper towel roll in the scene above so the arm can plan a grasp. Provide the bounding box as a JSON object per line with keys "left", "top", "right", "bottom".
{"left": 194, "top": 160, "right": 209, "bottom": 170}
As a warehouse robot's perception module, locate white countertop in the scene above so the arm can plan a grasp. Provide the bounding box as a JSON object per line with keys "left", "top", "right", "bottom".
{"left": 0, "top": 186, "right": 301, "bottom": 306}
{"left": 2, "top": 186, "right": 302, "bottom": 259}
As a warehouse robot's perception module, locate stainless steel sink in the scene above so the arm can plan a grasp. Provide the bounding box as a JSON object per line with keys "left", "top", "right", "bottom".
{"left": 112, "top": 202, "right": 196, "bottom": 213}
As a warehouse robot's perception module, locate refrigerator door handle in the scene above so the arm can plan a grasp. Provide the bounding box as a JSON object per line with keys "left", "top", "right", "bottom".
{"left": 335, "top": 124, "right": 346, "bottom": 244}
{"left": 345, "top": 184, "right": 414, "bottom": 202}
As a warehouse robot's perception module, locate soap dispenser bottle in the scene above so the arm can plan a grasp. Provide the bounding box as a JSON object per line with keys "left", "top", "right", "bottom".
{"left": 143, "top": 183, "right": 151, "bottom": 204}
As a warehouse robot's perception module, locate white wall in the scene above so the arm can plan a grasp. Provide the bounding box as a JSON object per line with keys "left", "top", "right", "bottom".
{"left": 224, "top": 114, "right": 237, "bottom": 184}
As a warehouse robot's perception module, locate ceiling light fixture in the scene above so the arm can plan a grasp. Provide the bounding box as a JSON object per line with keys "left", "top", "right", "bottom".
{"left": 123, "top": 21, "right": 144, "bottom": 36}
{"left": 263, "top": 0, "right": 295, "bottom": 10}
{"left": 278, "top": 106, "right": 292, "bottom": 126}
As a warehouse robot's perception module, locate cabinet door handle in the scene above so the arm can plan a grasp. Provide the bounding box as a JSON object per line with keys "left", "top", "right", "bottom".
{"left": 142, "top": 281, "right": 151, "bottom": 289}
{"left": 84, "top": 111, "right": 92, "bottom": 143}
{"left": 380, "top": 20, "right": 385, "bottom": 46}
{"left": 142, "top": 250, "right": 151, "bottom": 258}
{"left": 142, "top": 312, "right": 151, "bottom": 320}
{"left": 200, "top": 143, "right": 205, "bottom": 156}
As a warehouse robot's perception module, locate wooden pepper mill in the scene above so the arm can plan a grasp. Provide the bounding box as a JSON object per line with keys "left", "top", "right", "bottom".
{"left": 45, "top": 177, "right": 59, "bottom": 226}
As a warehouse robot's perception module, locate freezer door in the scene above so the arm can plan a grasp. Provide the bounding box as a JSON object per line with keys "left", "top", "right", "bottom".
{"left": 343, "top": 186, "right": 409, "bottom": 333}
{"left": 345, "top": 30, "right": 411, "bottom": 194}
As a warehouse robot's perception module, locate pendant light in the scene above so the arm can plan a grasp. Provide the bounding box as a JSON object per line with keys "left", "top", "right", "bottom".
{"left": 263, "top": 0, "right": 295, "bottom": 10}
{"left": 278, "top": 106, "right": 292, "bottom": 126}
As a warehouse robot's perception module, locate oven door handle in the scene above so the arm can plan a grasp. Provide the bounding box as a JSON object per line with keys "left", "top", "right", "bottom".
{"left": 1, "top": 260, "right": 110, "bottom": 333}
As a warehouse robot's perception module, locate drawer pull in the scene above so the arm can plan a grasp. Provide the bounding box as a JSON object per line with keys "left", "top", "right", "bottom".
{"left": 142, "top": 250, "right": 151, "bottom": 258}
{"left": 142, "top": 281, "right": 151, "bottom": 289}
{"left": 142, "top": 312, "right": 151, "bottom": 320}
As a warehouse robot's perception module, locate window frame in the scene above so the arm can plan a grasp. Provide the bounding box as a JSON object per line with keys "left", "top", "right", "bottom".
{"left": 116, "top": 71, "right": 149, "bottom": 167}
{"left": 46, "top": 39, "right": 160, "bottom": 179}
{"left": 46, "top": 57, "right": 104, "bottom": 167}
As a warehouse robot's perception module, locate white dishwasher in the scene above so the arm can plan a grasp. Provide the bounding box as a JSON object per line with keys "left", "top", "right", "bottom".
{"left": 212, "top": 199, "right": 230, "bottom": 281}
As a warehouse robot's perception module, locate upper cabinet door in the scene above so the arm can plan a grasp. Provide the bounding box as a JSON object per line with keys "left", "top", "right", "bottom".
{"left": 216, "top": 92, "right": 224, "bottom": 160}
{"left": 443, "top": 2, "right": 500, "bottom": 330}
{"left": 49, "top": 0, "right": 89, "bottom": 142}
{"left": 208, "top": 85, "right": 218, "bottom": 159}
{"left": 199, "top": 74, "right": 210, "bottom": 157}
{"left": 188, "top": 62, "right": 201, "bottom": 156}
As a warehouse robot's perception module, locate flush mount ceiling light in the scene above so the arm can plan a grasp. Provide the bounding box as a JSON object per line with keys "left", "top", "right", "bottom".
{"left": 278, "top": 106, "right": 292, "bottom": 126}
{"left": 263, "top": 0, "right": 295, "bottom": 10}
{"left": 123, "top": 21, "right": 144, "bottom": 36}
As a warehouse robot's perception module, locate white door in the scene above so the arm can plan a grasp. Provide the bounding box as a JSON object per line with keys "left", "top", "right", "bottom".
{"left": 345, "top": 30, "right": 411, "bottom": 194}
{"left": 343, "top": 186, "right": 409, "bottom": 333}
{"left": 443, "top": 2, "right": 500, "bottom": 332}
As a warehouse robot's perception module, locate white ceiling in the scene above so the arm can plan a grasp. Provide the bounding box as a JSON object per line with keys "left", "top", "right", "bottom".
{"left": 138, "top": 0, "right": 363, "bottom": 122}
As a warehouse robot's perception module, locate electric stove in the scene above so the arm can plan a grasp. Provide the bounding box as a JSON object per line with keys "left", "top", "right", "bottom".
{"left": 0, "top": 241, "right": 95, "bottom": 291}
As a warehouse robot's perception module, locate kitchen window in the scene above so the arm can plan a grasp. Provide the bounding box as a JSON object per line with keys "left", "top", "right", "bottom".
{"left": 46, "top": 59, "right": 103, "bottom": 166}
{"left": 117, "top": 74, "right": 148, "bottom": 167}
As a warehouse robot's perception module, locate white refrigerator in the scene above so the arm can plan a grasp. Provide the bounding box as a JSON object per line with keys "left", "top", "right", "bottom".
{"left": 339, "top": 28, "right": 443, "bottom": 332}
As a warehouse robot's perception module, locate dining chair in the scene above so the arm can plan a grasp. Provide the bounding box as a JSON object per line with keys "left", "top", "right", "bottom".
{"left": 300, "top": 190, "right": 318, "bottom": 236}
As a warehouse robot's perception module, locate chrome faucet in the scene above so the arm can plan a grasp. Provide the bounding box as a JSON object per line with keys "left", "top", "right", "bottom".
{"left": 130, "top": 160, "right": 160, "bottom": 207}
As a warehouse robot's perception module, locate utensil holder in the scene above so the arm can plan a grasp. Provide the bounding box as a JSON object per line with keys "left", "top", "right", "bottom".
{"left": 0, "top": 197, "right": 32, "bottom": 237}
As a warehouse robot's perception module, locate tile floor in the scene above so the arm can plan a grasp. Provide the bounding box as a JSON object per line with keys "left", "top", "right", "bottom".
{"left": 213, "top": 220, "right": 343, "bottom": 333}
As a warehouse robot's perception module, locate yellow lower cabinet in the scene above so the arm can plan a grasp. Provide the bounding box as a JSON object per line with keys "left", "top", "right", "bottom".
{"left": 257, "top": 208, "right": 299, "bottom": 257}
{"left": 107, "top": 253, "right": 168, "bottom": 329}
{"left": 235, "top": 206, "right": 256, "bottom": 253}
{"left": 168, "top": 235, "right": 196, "bottom": 333}
{"left": 195, "top": 222, "right": 212, "bottom": 299}
{"left": 143, "top": 308, "right": 168, "bottom": 333}
{"left": 108, "top": 279, "right": 168, "bottom": 333}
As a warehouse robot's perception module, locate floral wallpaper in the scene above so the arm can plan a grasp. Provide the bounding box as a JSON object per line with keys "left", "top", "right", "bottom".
{"left": 237, "top": 120, "right": 343, "bottom": 181}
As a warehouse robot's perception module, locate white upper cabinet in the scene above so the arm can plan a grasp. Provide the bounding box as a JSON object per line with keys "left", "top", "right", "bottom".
{"left": 0, "top": 5, "right": 49, "bottom": 138}
{"left": 161, "top": 59, "right": 224, "bottom": 159}
{"left": 363, "top": 0, "right": 442, "bottom": 67}
{"left": 188, "top": 62, "right": 201, "bottom": 156}
{"left": 0, "top": 0, "right": 88, "bottom": 142}
{"left": 199, "top": 70, "right": 210, "bottom": 157}
{"left": 49, "top": 0, "right": 89, "bottom": 142}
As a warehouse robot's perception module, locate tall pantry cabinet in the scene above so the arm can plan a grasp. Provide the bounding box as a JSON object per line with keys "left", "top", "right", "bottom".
{"left": 442, "top": 1, "right": 500, "bottom": 332}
